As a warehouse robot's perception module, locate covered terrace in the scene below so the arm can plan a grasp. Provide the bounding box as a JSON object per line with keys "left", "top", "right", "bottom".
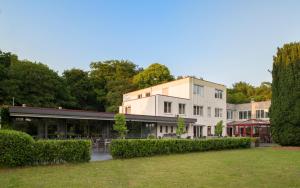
{"left": 227, "top": 119, "right": 271, "bottom": 143}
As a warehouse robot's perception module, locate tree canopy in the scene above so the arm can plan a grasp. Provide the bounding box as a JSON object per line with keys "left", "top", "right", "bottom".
{"left": 133, "top": 63, "right": 174, "bottom": 89}
{"left": 227, "top": 81, "right": 271, "bottom": 104}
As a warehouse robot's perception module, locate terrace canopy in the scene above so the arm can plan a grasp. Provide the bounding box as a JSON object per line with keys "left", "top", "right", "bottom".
{"left": 227, "top": 119, "right": 271, "bottom": 142}
{"left": 8, "top": 106, "right": 197, "bottom": 139}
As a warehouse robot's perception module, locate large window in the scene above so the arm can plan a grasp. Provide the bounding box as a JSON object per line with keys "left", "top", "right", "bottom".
{"left": 215, "top": 108, "right": 223, "bottom": 117}
{"left": 179, "top": 103, "right": 186, "bottom": 114}
{"left": 256, "top": 110, "right": 268, "bottom": 119}
{"left": 193, "top": 84, "right": 204, "bottom": 96}
{"left": 193, "top": 105, "right": 203, "bottom": 116}
{"left": 227, "top": 110, "right": 233, "bottom": 119}
{"left": 239, "top": 110, "right": 251, "bottom": 119}
{"left": 215, "top": 89, "right": 223, "bottom": 99}
{"left": 164, "top": 102, "right": 172, "bottom": 113}
{"left": 207, "top": 107, "right": 211, "bottom": 117}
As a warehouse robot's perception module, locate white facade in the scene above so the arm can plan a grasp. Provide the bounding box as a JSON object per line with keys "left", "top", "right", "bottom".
{"left": 226, "top": 100, "right": 271, "bottom": 124}
{"left": 119, "top": 77, "right": 227, "bottom": 138}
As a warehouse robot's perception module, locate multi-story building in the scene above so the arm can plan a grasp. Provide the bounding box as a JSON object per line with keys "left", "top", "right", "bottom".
{"left": 119, "top": 76, "right": 227, "bottom": 138}
{"left": 226, "top": 100, "right": 271, "bottom": 142}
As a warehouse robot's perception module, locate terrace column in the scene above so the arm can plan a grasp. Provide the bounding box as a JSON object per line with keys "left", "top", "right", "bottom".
{"left": 250, "top": 126, "right": 253, "bottom": 137}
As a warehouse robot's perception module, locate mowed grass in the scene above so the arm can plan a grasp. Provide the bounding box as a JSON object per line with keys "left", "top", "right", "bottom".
{"left": 1, "top": 148, "right": 299, "bottom": 188}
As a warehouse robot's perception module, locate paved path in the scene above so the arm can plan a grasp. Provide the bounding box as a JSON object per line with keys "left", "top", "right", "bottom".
{"left": 91, "top": 151, "right": 112, "bottom": 161}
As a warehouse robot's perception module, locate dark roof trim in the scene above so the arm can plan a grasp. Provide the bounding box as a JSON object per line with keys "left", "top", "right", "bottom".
{"left": 9, "top": 106, "right": 197, "bottom": 124}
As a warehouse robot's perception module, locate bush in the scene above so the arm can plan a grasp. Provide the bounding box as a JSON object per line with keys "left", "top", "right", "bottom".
{"left": 110, "top": 138, "right": 251, "bottom": 159}
{"left": 0, "top": 130, "right": 35, "bottom": 167}
{"left": 34, "top": 140, "right": 91, "bottom": 164}
{"left": 0, "top": 130, "right": 92, "bottom": 167}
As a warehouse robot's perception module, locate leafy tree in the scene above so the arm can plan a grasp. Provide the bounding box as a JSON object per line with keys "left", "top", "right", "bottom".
{"left": 0, "top": 51, "right": 17, "bottom": 104}
{"left": 133, "top": 63, "right": 174, "bottom": 89}
{"left": 113, "top": 113, "right": 127, "bottom": 139}
{"left": 63, "top": 69, "right": 99, "bottom": 110}
{"left": 1, "top": 60, "right": 73, "bottom": 107}
{"left": 215, "top": 121, "right": 223, "bottom": 137}
{"left": 270, "top": 42, "right": 300, "bottom": 146}
{"left": 176, "top": 117, "right": 186, "bottom": 138}
{"left": 227, "top": 81, "right": 272, "bottom": 104}
{"left": 90, "top": 60, "right": 139, "bottom": 112}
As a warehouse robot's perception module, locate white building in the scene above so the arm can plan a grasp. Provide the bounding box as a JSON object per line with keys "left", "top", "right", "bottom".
{"left": 226, "top": 101, "right": 271, "bottom": 141}
{"left": 119, "top": 76, "right": 227, "bottom": 138}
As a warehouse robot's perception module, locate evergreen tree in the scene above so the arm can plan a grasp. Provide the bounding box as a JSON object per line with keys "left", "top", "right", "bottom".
{"left": 270, "top": 42, "right": 300, "bottom": 146}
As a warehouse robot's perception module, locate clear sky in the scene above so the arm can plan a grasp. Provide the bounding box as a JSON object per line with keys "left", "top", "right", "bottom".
{"left": 0, "top": 0, "right": 299, "bottom": 87}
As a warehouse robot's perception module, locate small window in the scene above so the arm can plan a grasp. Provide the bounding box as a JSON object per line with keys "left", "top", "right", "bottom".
{"left": 125, "top": 106, "right": 131, "bottom": 114}
{"left": 215, "top": 89, "right": 223, "bottom": 99}
{"left": 145, "top": 92, "right": 150, "bottom": 97}
{"left": 215, "top": 108, "right": 222, "bottom": 117}
{"left": 193, "top": 105, "right": 203, "bottom": 116}
{"left": 179, "top": 103, "right": 186, "bottom": 114}
{"left": 160, "top": 126, "right": 162, "bottom": 133}
{"left": 164, "top": 102, "right": 172, "bottom": 113}
{"left": 138, "top": 94, "right": 142, "bottom": 99}
{"left": 207, "top": 107, "right": 211, "bottom": 117}
{"left": 165, "top": 126, "right": 168, "bottom": 133}
{"left": 193, "top": 84, "right": 204, "bottom": 96}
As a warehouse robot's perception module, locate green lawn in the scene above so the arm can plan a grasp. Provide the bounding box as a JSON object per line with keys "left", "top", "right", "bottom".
{"left": 1, "top": 148, "right": 299, "bottom": 188}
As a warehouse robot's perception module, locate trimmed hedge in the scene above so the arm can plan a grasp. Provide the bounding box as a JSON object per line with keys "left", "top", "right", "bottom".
{"left": 110, "top": 138, "right": 251, "bottom": 159}
{"left": 34, "top": 140, "right": 91, "bottom": 164}
{"left": 0, "top": 130, "right": 91, "bottom": 167}
{"left": 0, "top": 129, "right": 35, "bottom": 166}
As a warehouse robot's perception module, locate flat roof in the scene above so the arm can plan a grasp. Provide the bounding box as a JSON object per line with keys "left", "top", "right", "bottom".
{"left": 9, "top": 106, "right": 197, "bottom": 124}
{"left": 123, "top": 76, "right": 226, "bottom": 96}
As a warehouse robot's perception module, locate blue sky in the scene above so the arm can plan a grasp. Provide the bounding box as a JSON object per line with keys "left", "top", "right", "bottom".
{"left": 0, "top": 0, "right": 299, "bottom": 87}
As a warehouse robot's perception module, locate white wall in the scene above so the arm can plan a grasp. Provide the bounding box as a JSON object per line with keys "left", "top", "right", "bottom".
{"left": 120, "top": 77, "right": 227, "bottom": 137}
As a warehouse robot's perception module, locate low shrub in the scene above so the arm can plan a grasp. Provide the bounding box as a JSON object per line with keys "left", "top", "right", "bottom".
{"left": 34, "top": 140, "right": 91, "bottom": 164}
{"left": 110, "top": 137, "right": 251, "bottom": 159}
{"left": 0, "top": 130, "right": 92, "bottom": 167}
{"left": 0, "top": 130, "right": 35, "bottom": 167}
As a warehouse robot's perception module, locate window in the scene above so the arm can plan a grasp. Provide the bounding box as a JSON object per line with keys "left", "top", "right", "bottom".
{"left": 165, "top": 126, "right": 168, "bottom": 133}
{"left": 179, "top": 103, "right": 186, "bottom": 114}
{"left": 239, "top": 110, "right": 251, "bottom": 119}
{"left": 145, "top": 92, "right": 150, "bottom": 97}
{"left": 125, "top": 106, "right": 131, "bottom": 114}
{"left": 227, "top": 110, "right": 233, "bottom": 119}
{"left": 215, "top": 89, "right": 223, "bottom": 99}
{"left": 265, "top": 111, "right": 269, "bottom": 118}
{"left": 164, "top": 102, "right": 172, "bottom": 113}
{"left": 207, "top": 107, "right": 211, "bottom": 117}
{"left": 160, "top": 126, "right": 162, "bottom": 133}
{"left": 256, "top": 110, "right": 266, "bottom": 119}
{"left": 171, "top": 126, "right": 174, "bottom": 133}
{"left": 207, "top": 126, "right": 211, "bottom": 136}
{"left": 193, "top": 105, "right": 203, "bottom": 116}
{"left": 137, "top": 94, "right": 142, "bottom": 99}
{"left": 215, "top": 108, "right": 223, "bottom": 117}
{"left": 193, "top": 84, "right": 204, "bottom": 96}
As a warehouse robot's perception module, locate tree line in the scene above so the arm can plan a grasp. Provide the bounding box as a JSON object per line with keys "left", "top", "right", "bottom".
{"left": 0, "top": 50, "right": 272, "bottom": 112}
{"left": 0, "top": 51, "right": 174, "bottom": 112}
